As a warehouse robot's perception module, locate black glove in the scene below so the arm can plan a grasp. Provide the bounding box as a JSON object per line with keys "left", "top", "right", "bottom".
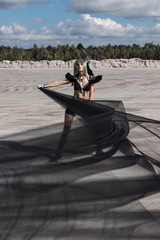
{"left": 65, "top": 73, "right": 77, "bottom": 82}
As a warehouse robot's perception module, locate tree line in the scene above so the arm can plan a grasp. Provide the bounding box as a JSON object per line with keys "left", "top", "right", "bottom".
{"left": 0, "top": 43, "right": 160, "bottom": 61}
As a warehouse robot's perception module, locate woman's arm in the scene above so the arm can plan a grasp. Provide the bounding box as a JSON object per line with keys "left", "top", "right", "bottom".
{"left": 37, "top": 79, "right": 70, "bottom": 89}
{"left": 89, "top": 84, "right": 95, "bottom": 100}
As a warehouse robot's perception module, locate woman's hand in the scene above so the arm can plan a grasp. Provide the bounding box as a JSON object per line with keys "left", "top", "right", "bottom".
{"left": 37, "top": 85, "right": 44, "bottom": 89}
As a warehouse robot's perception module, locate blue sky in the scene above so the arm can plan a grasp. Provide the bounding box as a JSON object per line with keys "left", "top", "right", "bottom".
{"left": 0, "top": 0, "right": 160, "bottom": 48}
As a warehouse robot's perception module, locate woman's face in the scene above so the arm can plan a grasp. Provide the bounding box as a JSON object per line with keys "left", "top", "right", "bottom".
{"left": 76, "top": 62, "right": 83, "bottom": 73}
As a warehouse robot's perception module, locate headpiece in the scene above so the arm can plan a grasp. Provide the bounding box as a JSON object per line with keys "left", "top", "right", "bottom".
{"left": 73, "top": 59, "right": 88, "bottom": 77}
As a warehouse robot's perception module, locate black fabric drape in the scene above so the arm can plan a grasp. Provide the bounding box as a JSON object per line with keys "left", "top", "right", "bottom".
{"left": 0, "top": 88, "right": 160, "bottom": 240}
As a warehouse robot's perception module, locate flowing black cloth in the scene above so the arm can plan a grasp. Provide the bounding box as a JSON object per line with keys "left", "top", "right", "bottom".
{"left": 0, "top": 88, "right": 160, "bottom": 240}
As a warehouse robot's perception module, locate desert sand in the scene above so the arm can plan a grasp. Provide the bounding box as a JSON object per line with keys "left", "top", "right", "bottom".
{"left": 1, "top": 67, "right": 160, "bottom": 136}
{"left": 0, "top": 66, "right": 160, "bottom": 239}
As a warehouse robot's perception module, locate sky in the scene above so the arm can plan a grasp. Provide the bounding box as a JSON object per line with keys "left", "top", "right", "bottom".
{"left": 0, "top": 0, "right": 160, "bottom": 48}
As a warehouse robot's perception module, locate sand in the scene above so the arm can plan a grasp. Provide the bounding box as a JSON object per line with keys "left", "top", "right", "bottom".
{"left": 0, "top": 67, "right": 160, "bottom": 240}
{"left": 1, "top": 67, "right": 160, "bottom": 137}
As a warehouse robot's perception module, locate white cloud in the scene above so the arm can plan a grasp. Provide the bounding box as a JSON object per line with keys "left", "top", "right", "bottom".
{"left": 41, "top": 26, "right": 52, "bottom": 34}
{"left": 0, "top": 22, "right": 57, "bottom": 42}
{"left": 12, "top": 23, "right": 28, "bottom": 34}
{"left": 0, "top": 0, "right": 35, "bottom": 9}
{"left": 0, "top": 25, "right": 13, "bottom": 35}
{"left": 1, "top": 14, "right": 160, "bottom": 47}
{"left": 0, "top": 0, "right": 50, "bottom": 9}
{"left": 56, "top": 14, "right": 160, "bottom": 44}
{"left": 57, "top": 14, "right": 134, "bottom": 38}
{"left": 68, "top": 0, "right": 160, "bottom": 18}
{"left": 33, "top": 17, "right": 44, "bottom": 23}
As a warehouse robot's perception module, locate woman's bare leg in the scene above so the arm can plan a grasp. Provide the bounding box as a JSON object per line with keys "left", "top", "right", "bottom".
{"left": 64, "top": 112, "right": 74, "bottom": 127}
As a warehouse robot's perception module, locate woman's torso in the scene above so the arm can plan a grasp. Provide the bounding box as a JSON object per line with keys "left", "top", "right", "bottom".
{"left": 73, "top": 76, "right": 90, "bottom": 99}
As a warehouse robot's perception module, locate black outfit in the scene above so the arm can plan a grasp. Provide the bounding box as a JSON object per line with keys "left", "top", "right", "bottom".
{"left": 65, "top": 73, "right": 102, "bottom": 116}
{"left": 51, "top": 73, "right": 102, "bottom": 161}
{"left": 65, "top": 107, "right": 76, "bottom": 116}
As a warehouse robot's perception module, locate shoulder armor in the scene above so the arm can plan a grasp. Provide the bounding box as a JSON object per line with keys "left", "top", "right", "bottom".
{"left": 89, "top": 75, "right": 102, "bottom": 84}
{"left": 65, "top": 73, "right": 77, "bottom": 82}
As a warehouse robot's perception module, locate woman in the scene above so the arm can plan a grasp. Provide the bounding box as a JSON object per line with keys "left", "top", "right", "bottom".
{"left": 37, "top": 59, "right": 102, "bottom": 161}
